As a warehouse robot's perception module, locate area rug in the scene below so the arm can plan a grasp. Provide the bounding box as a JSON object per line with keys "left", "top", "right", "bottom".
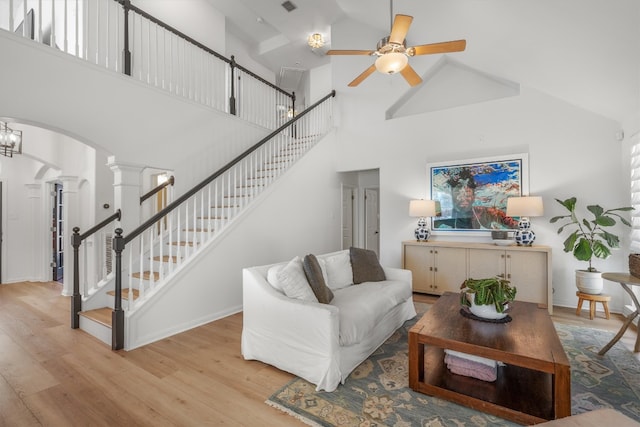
{"left": 266, "top": 307, "right": 640, "bottom": 426}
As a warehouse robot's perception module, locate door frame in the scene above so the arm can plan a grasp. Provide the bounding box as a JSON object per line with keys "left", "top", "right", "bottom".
{"left": 51, "top": 181, "right": 64, "bottom": 282}
{"left": 363, "top": 187, "right": 380, "bottom": 256}
{"left": 341, "top": 184, "right": 357, "bottom": 249}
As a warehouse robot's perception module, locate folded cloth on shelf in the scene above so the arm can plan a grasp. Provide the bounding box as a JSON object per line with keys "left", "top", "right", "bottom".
{"left": 444, "top": 349, "right": 498, "bottom": 382}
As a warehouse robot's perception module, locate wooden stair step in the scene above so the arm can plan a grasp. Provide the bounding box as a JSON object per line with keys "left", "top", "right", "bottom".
{"left": 236, "top": 184, "right": 265, "bottom": 189}
{"left": 107, "top": 289, "right": 140, "bottom": 300}
{"left": 132, "top": 271, "right": 161, "bottom": 280}
{"left": 79, "top": 308, "right": 112, "bottom": 328}
{"left": 169, "top": 241, "right": 195, "bottom": 247}
{"left": 153, "top": 255, "right": 181, "bottom": 263}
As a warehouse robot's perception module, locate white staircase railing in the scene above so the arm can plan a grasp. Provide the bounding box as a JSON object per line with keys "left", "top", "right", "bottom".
{"left": 108, "top": 91, "right": 335, "bottom": 349}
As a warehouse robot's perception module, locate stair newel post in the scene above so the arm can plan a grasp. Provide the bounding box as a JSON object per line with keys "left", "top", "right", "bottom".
{"left": 71, "top": 227, "right": 82, "bottom": 329}
{"left": 122, "top": 0, "right": 132, "bottom": 76}
{"left": 112, "top": 228, "right": 125, "bottom": 350}
{"left": 229, "top": 55, "right": 237, "bottom": 116}
{"left": 291, "top": 91, "right": 297, "bottom": 138}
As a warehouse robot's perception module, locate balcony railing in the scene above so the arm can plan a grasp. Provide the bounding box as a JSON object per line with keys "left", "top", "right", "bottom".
{"left": 1, "top": 0, "right": 296, "bottom": 129}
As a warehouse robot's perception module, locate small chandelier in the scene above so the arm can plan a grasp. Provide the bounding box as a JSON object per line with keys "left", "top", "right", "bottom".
{"left": 0, "top": 121, "right": 22, "bottom": 158}
{"left": 307, "top": 33, "right": 325, "bottom": 49}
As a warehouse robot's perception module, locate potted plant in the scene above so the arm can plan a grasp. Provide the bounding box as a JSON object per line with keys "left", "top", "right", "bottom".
{"left": 460, "top": 277, "right": 517, "bottom": 320}
{"left": 550, "top": 197, "right": 632, "bottom": 294}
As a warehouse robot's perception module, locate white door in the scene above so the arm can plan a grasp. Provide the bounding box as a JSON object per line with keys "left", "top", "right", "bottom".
{"left": 364, "top": 188, "right": 379, "bottom": 256}
{"left": 342, "top": 185, "right": 355, "bottom": 249}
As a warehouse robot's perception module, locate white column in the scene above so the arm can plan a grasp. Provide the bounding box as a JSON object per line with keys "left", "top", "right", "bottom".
{"left": 107, "top": 157, "right": 144, "bottom": 235}
{"left": 25, "top": 183, "right": 45, "bottom": 281}
{"left": 59, "top": 175, "right": 79, "bottom": 296}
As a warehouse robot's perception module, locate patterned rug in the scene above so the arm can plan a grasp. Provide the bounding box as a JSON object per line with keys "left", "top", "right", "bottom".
{"left": 266, "top": 307, "right": 640, "bottom": 426}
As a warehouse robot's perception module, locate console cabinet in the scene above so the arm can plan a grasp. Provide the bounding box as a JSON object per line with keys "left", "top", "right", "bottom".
{"left": 402, "top": 241, "right": 553, "bottom": 313}
{"left": 403, "top": 245, "right": 467, "bottom": 295}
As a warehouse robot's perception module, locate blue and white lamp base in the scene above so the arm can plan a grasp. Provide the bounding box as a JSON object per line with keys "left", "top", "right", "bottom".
{"left": 514, "top": 217, "right": 536, "bottom": 246}
{"left": 414, "top": 217, "right": 431, "bottom": 242}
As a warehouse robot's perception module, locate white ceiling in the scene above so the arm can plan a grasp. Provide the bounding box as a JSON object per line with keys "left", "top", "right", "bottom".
{"left": 206, "top": 0, "right": 639, "bottom": 125}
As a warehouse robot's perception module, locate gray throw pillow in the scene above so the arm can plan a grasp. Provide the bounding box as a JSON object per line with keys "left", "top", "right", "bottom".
{"left": 303, "top": 254, "right": 334, "bottom": 304}
{"left": 350, "top": 247, "right": 386, "bottom": 284}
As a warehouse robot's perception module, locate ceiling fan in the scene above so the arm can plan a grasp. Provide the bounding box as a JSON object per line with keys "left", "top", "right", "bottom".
{"left": 326, "top": 6, "right": 466, "bottom": 87}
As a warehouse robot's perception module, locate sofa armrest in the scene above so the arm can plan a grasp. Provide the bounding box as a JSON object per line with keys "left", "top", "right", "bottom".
{"left": 241, "top": 267, "right": 340, "bottom": 356}
{"left": 383, "top": 266, "right": 412, "bottom": 286}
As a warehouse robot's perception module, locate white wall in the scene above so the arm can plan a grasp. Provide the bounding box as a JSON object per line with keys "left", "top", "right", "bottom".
{"left": 331, "top": 51, "right": 632, "bottom": 311}
{"left": 0, "top": 122, "right": 113, "bottom": 284}
{"left": 133, "top": 0, "right": 225, "bottom": 55}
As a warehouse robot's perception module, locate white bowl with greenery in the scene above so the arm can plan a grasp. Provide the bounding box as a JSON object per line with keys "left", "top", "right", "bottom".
{"left": 460, "top": 277, "right": 517, "bottom": 320}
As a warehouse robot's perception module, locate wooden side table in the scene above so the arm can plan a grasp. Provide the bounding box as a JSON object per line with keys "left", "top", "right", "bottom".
{"left": 575, "top": 291, "right": 611, "bottom": 320}
{"left": 598, "top": 272, "right": 640, "bottom": 355}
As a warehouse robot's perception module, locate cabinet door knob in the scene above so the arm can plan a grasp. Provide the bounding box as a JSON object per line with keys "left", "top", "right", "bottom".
{"left": 434, "top": 267, "right": 438, "bottom": 272}
{"left": 507, "top": 273, "right": 511, "bottom": 279}
{"left": 498, "top": 273, "right": 505, "bottom": 278}
{"left": 501, "top": 254, "right": 505, "bottom": 258}
{"left": 429, "top": 267, "right": 433, "bottom": 271}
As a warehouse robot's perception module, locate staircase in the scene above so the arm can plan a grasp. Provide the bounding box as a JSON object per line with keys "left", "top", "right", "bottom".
{"left": 76, "top": 99, "right": 335, "bottom": 349}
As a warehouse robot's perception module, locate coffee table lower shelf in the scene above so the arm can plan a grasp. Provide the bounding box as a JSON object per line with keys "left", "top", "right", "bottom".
{"left": 413, "top": 346, "right": 554, "bottom": 425}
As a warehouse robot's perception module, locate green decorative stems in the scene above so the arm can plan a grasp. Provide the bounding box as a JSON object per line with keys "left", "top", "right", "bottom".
{"left": 460, "top": 277, "right": 517, "bottom": 313}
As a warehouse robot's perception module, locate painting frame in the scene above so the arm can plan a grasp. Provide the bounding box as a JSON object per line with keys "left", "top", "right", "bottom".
{"left": 428, "top": 153, "right": 529, "bottom": 236}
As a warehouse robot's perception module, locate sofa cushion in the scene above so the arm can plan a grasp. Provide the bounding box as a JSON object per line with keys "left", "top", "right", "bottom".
{"left": 350, "top": 247, "right": 386, "bottom": 284}
{"left": 268, "top": 257, "right": 318, "bottom": 302}
{"left": 331, "top": 280, "right": 412, "bottom": 346}
{"left": 303, "top": 254, "right": 334, "bottom": 304}
{"left": 320, "top": 250, "right": 353, "bottom": 290}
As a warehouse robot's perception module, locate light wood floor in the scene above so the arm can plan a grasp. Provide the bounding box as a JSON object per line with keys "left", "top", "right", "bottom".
{"left": 0, "top": 282, "right": 638, "bottom": 426}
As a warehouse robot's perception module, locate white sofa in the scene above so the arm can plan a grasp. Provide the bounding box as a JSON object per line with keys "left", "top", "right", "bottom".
{"left": 241, "top": 249, "right": 416, "bottom": 392}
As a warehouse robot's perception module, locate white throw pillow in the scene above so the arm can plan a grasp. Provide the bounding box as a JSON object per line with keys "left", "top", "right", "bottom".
{"left": 271, "top": 256, "right": 318, "bottom": 302}
{"left": 267, "top": 264, "right": 286, "bottom": 292}
{"left": 321, "top": 250, "right": 353, "bottom": 290}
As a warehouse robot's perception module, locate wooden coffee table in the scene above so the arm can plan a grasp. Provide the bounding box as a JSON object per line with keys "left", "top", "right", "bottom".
{"left": 409, "top": 292, "right": 571, "bottom": 425}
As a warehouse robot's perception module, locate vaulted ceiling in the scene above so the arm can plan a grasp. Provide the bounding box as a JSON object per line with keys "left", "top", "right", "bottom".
{"left": 207, "top": 0, "right": 639, "bottom": 126}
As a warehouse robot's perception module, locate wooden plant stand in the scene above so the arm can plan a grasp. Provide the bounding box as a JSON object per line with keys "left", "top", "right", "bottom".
{"left": 575, "top": 291, "right": 611, "bottom": 320}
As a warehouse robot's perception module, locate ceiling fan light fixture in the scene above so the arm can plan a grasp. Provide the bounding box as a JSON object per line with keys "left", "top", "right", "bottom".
{"left": 307, "top": 33, "right": 325, "bottom": 49}
{"left": 375, "top": 52, "right": 408, "bottom": 74}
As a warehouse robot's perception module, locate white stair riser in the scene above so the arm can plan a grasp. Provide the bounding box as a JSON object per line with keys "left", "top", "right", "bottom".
{"left": 79, "top": 316, "right": 111, "bottom": 346}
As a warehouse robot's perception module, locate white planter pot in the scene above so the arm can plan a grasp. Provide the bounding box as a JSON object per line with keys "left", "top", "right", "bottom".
{"left": 467, "top": 297, "right": 509, "bottom": 320}
{"left": 575, "top": 270, "right": 603, "bottom": 294}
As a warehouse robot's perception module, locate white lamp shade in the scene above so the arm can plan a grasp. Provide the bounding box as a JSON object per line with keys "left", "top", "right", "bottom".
{"left": 506, "top": 196, "right": 544, "bottom": 217}
{"left": 409, "top": 199, "right": 437, "bottom": 217}
{"left": 375, "top": 52, "right": 408, "bottom": 74}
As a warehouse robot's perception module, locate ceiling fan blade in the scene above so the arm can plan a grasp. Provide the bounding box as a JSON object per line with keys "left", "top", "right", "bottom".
{"left": 400, "top": 64, "right": 422, "bottom": 87}
{"left": 348, "top": 64, "right": 377, "bottom": 87}
{"left": 410, "top": 40, "right": 467, "bottom": 56}
{"left": 326, "top": 49, "right": 374, "bottom": 56}
{"left": 389, "top": 14, "right": 413, "bottom": 45}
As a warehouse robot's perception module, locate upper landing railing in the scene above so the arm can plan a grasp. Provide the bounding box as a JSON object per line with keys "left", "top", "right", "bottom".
{"left": 1, "top": 0, "right": 296, "bottom": 130}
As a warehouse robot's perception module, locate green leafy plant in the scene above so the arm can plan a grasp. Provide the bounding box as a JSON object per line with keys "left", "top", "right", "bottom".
{"left": 550, "top": 197, "right": 632, "bottom": 272}
{"left": 460, "top": 277, "right": 517, "bottom": 313}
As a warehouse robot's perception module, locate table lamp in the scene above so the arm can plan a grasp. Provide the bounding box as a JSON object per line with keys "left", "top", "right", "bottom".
{"left": 506, "top": 196, "right": 544, "bottom": 246}
{"left": 409, "top": 199, "right": 437, "bottom": 241}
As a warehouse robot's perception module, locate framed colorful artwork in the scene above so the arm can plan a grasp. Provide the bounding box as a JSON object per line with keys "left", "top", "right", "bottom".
{"left": 428, "top": 153, "right": 529, "bottom": 235}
